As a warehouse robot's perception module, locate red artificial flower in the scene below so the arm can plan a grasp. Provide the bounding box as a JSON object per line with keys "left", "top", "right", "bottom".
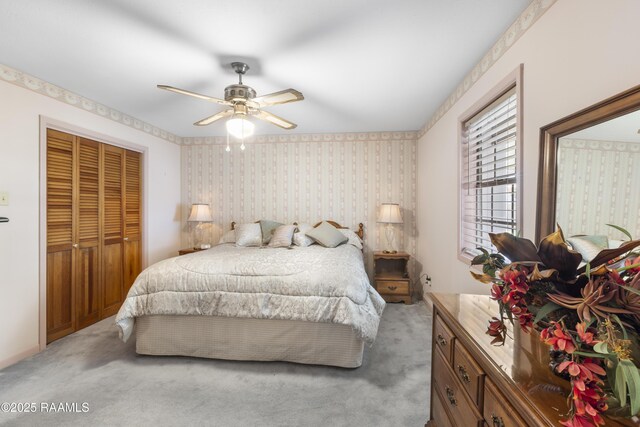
{"left": 624, "top": 255, "right": 640, "bottom": 273}
{"left": 486, "top": 317, "right": 506, "bottom": 337}
{"left": 541, "top": 322, "right": 576, "bottom": 353}
{"left": 575, "top": 323, "right": 597, "bottom": 346}
{"left": 490, "top": 283, "right": 503, "bottom": 300}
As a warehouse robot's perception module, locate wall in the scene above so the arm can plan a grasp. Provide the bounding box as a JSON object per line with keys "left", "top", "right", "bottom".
{"left": 416, "top": 0, "right": 640, "bottom": 295}
{"left": 0, "top": 78, "right": 182, "bottom": 368}
{"left": 556, "top": 138, "right": 640, "bottom": 239}
{"left": 180, "top": 133, "right": 417, "bottom": 284}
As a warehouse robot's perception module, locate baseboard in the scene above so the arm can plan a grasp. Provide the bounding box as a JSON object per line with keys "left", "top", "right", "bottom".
{"left": 0, "top": 346, "right": 40, "bottom": 370}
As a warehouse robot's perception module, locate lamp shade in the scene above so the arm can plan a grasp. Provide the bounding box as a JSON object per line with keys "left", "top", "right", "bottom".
{"left": 187, "top": 204, "right": 213, "bottom": 222}
{"left": 226, "top": 115, "right": 255, "bottom": 139}
{"left": 377, "top": 203, "right": 403, "bottom": 224}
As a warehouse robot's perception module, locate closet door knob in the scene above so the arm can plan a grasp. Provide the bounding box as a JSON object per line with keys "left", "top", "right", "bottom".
{"left": 72, "top": 243, "right": 79, "bottom": 248}
{"left": 123, "top": 237, "right": 129, "bottom": 241}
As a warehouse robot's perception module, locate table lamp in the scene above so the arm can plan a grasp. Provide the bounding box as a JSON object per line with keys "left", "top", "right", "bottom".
{"left": 378, "top": 203, "right": 403, "bottom": 254}
{"left": 187, "top": 203, "right": 213, "bottom": 249}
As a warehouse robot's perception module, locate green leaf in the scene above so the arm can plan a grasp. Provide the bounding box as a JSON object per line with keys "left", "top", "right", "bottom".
{"left": 616, "top": 362, "right": 627, "bottom": 407}
{"left": 533, "top": 301, "right": 561, "bottom": 325}
{"left": 573, "top": 351, "right": 609, "bottom": 359}
{"left": 594, "top": 342, "right": 609, "bottom": 354}
{"left": 611, "top": 315, "right": 629, "bottom": 340}
{"left": 620, "top": 360, "right": 640, "bottom": 415}
{"left": 607, "top": 224, "right": 633, "bottom": 241}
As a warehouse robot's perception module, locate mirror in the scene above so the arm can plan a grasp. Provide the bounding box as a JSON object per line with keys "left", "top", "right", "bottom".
{"left": 536, "top": 85, "right": 640, "bottom": 243}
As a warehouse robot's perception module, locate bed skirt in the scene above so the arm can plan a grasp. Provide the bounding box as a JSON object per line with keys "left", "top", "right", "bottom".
{"left": 135, "top": 315, "right": 365, "bottom": 368}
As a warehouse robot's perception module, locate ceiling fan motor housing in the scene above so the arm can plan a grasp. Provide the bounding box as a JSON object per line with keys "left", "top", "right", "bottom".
{"left": 225, "top": 84, "right": 256, "bottom": 102}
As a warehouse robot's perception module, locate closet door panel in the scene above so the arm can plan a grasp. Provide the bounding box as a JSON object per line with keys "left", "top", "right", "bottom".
{"left": 101, "top": 144, "right": 125, "bottom": 317}
{"left": 46, "top": 129, "right": 75, "bottom": 343}
{"left": 124, "top": 150, "right": 142, "bottom": 293}
{"left": 76, "top": 138, "right": 101, "bottom": 328}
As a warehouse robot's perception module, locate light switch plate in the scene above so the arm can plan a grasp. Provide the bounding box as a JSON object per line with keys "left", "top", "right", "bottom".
{"left": 0, "top": 192, "right": 8, "bottom": 206}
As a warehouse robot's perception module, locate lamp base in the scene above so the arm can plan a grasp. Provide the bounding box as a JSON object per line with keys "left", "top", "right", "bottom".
{"left": 382, "top": 250, "right": 398, "bottom": 254}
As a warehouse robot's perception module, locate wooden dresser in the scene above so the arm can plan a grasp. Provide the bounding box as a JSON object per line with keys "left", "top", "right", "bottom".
{"left": 427, "top": 293, "right": 636, "bottom": 427}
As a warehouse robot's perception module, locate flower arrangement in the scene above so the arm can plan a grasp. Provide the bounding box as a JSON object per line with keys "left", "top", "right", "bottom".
{"left": 471, "top": 226, "right": 640, "bottom": 427}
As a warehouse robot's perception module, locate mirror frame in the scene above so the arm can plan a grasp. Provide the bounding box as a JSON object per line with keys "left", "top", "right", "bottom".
{"left": 536, "top": 84, "right": 640, "bottom": 243}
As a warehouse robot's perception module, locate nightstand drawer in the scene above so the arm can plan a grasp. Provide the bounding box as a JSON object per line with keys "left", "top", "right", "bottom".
{"left": 376, "top": 280, "right": 409, "bottom": 294}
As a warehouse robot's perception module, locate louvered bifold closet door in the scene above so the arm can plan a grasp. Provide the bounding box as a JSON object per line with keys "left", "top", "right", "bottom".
{"left": 46, "top": 129, "right": 76, "bottom": 343}
{"left": 101, "top": 144, "right": 125, "bottom": 318}
{"left": 75, "top": 138, "right": 101, "bottom": 329}
{"left": 124, "top": 150, "right": 142, "bottom": 294}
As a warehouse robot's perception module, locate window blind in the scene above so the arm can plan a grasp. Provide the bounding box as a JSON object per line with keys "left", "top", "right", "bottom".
{"left": 461, "top": 87, "right": 518, "bottom": 257}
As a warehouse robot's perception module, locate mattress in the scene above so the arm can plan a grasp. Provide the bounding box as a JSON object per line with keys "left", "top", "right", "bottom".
{"left": 136, "top": 315, "right": 365, "bottom": 368}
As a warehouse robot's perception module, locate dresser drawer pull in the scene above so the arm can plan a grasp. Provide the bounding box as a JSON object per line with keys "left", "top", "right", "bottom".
{"left": 387, "top": 285, "right": 397, "bottom": 291}
{"left": 491, "top": 414, "right": 505, "bottom": 427}
{"left": 457, "top": 364, "right": 471, "bottom": 383}
{"left": 445, "top": 386, "right": 457, "bottom": 406}
{"left": 437, "top": 334, "right": 447, "bottom": 346}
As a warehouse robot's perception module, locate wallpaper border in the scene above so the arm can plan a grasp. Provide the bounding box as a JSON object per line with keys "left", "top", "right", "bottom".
{"left": 0, "top": 63, "right": 183, "bottom": 145}
{"left": 416, "top": 0, "right": 557, "bottom": 138}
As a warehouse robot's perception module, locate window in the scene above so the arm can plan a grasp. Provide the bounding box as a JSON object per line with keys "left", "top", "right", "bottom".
{"left": 459, "top": 69, "right": 522, "bottom": 260}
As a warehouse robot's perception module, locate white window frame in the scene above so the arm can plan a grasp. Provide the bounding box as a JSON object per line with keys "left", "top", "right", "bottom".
{"left": 458, "top": 65, "right": 523, "bottom": 262}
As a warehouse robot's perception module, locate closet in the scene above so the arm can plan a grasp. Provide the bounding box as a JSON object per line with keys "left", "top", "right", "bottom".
{"left": 46, "top": 129, "right": 142, "bottom": 343}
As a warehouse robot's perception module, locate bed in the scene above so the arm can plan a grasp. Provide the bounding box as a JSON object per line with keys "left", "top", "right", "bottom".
{"left": 115, "top": 221, "right": 385, "bottom": 368}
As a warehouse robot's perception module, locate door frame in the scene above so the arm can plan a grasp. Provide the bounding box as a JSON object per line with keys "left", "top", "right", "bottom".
{"left": 38, "top": 116, "right": 149, "bottom": 350}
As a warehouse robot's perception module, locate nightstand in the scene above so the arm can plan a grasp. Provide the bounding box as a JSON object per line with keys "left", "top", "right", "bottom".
{"left": 373, "top": 251, "right": 412, "bottom": 304}
{"left": 178, "top": 247, "right": 206, "bottom": 256}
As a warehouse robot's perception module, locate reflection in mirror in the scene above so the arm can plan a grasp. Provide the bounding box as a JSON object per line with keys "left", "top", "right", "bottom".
{"left": 556, "top": 110, "right": 640, "bottom": 246}
{"left": 537, "top": 84, "right": 640, "bottom": 243}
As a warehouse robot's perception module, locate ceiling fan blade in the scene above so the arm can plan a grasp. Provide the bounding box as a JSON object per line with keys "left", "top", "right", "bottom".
{"left": 252, "top": 89, "right": 304, "bottom": 107}
{"left": 255, "top": 110, "right": 297, "bottom": 129}
{"left": 157, "top": 85, "right": 231, "bottom": 106}
{"left": 194, "top": 109, "right": 234, "bottom": 126}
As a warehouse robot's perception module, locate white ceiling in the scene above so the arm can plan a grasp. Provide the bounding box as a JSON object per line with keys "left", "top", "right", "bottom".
{"left": 0, "top": 0, "right": 531, "bottom": 137}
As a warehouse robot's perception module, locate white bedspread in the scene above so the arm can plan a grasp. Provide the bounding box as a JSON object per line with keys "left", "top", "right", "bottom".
{"left": 115, "top": 244, "right": 386, "bottom": 344}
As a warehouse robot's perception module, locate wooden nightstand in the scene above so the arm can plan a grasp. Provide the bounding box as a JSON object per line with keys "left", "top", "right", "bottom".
{"left": 373, "top": 251, "right": 412, "bottom": 304}
{"left": 178, "top": 247, "right": 206, "bottom": 256}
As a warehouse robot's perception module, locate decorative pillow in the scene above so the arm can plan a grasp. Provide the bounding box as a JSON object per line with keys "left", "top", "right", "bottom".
{"left": 306, "top": 221, "right": 348, "bottom": 248}
{"left": 218, "top": 229, "right": 236, "bottom": 244}
{"left": 567, "top": 235, "right": 609, "bottom": 262}
{"left": 268, "top": 225, "right": 297, "bottom": 248}
{"left": 293, "top": 223, "right": 315, "bottom": 247}
{"left": 339, "top": 228, "right": 363, "bottom": 249}
{"left": 235, "top": 223, "right": 262, "bottom": 247}
{"left": 259, "top": 220, "right": 283, "bottom": 244}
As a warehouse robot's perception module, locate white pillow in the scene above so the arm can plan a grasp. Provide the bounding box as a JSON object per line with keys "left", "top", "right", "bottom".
{"left": 339, "top": 228, "right": 363, "bottom": 249}
{"left": 218, "top": 229, "right": 235, "bottom": 244}
{"left": 268, "top": 225, "right": 296, "bottom": 248}
{"left": 293, "top": 223, "right": 315, "bottom": 247}
{"left": 235, "top": 223, "right": 262, "bottom": 247}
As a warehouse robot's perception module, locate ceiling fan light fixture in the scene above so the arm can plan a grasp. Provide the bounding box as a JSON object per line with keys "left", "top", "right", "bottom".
{"left": 226, "top": 115, "right": 255, "bottom": 139}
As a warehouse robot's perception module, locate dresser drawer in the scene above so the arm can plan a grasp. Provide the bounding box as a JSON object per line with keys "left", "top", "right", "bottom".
{"left": 431, "top": 385, "right": 454, "bottom": 427}
{"left": 376, "top": 280, "right": 409, "bottom": 295}
{"left": 453, "top": 339, "right": 485, "bottom": 407}
{"left": 484, "top": 377, "right": 526, "bottom": 427}
{"left": 433, "top": 346, "right": 483, "bottom": 427}
{"left": 434, "top": 315, "right": 455, "bottom": 363}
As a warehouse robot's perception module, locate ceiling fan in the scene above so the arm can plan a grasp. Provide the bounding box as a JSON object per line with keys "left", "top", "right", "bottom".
{"left": 158, "top": 62, "right": 304, "bottom": 138}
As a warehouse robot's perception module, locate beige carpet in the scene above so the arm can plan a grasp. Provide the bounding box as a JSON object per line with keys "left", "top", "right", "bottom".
{"left": 0, "top": 302, "right": 432, "bottom": 426}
